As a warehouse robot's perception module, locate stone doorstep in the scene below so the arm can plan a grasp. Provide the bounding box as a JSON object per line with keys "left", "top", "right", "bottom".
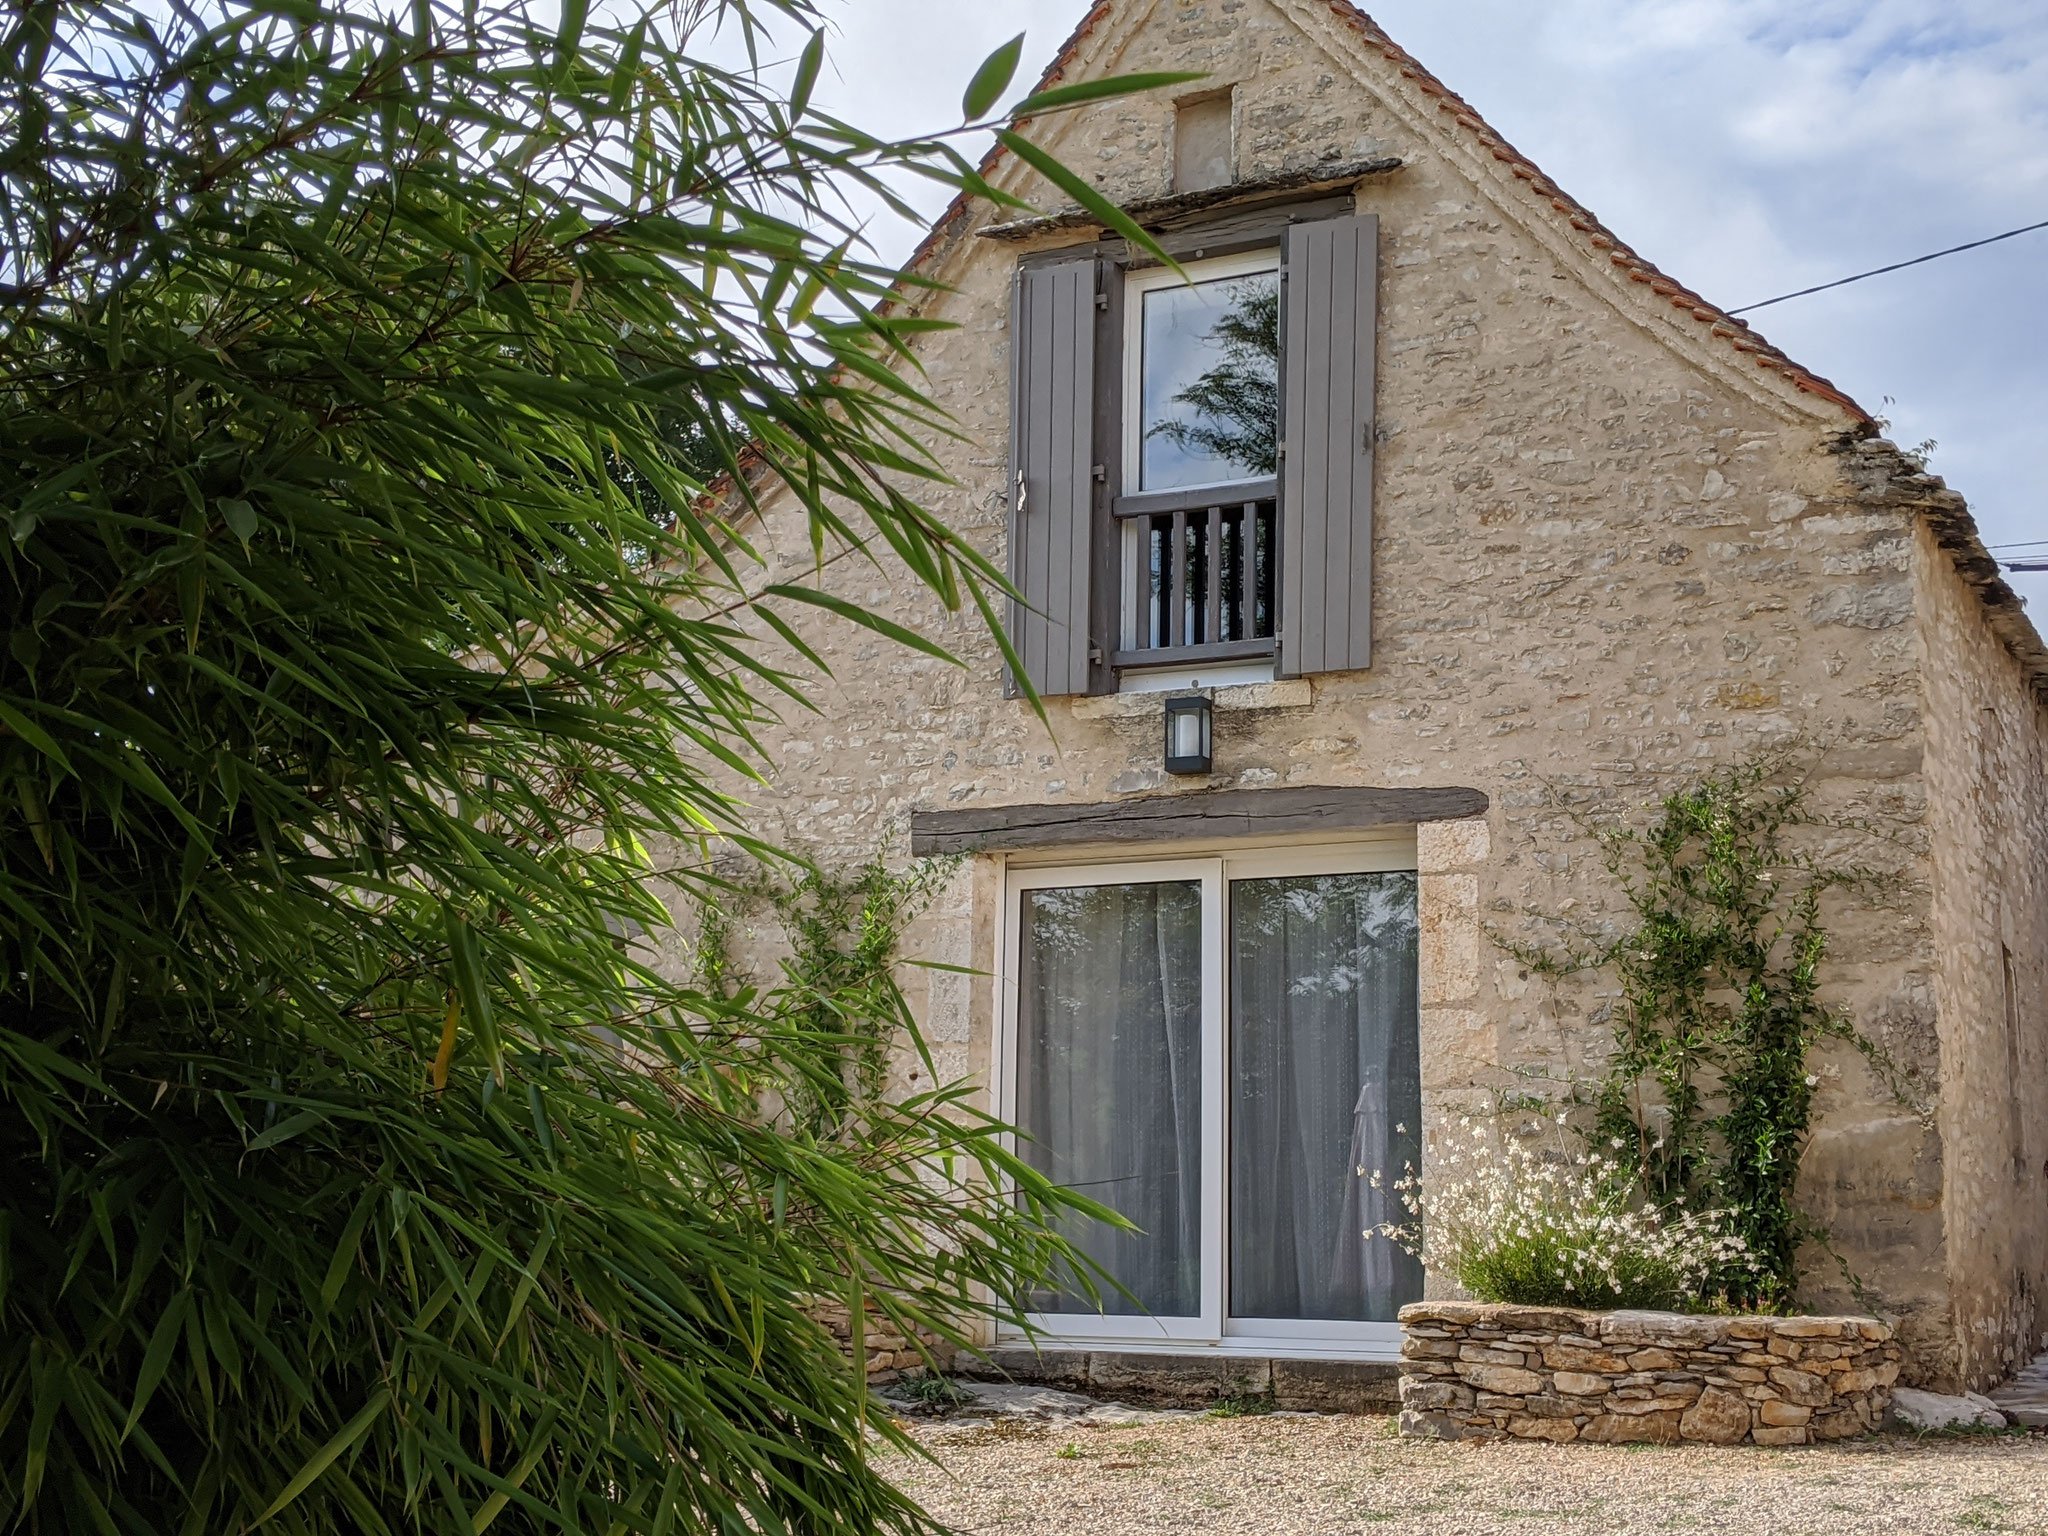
{"left": 1989, "top": 1348, "right": 2048, "bottom": 1428}
{"left": 961, "top": 1348, "right": 1401, "bottom": 1413}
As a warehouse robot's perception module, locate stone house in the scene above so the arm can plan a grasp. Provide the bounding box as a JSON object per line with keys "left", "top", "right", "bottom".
{"left": 680, "top": 0, "right": 2048, "bottom": 1399}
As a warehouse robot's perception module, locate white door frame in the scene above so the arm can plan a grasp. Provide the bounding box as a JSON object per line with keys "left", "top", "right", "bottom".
{"left": 994, "top": 831, "right": 1418, "bottom": 1360}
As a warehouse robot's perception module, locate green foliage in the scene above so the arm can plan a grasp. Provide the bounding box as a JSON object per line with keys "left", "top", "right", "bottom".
{"left": 1513, "top": 758, "right": 1894, "bottom": 1310}
{"left": 693, "top": 854, "right": 958, "bottom": 1139}
{"left": 885, "top": 1373, "right": 971, "bottom": 1413}
{"left": 1379, "top": 1114, "right": 1755, "bottom": 1313}
{"left": 1205, "top": 1390, "right": 1276, "bottom": 1419}
{"left": 0, "top": 3, "right": 1148, "bottom": 1531}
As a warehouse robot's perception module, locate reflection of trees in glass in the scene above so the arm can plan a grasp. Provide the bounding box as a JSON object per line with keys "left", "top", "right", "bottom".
{"left": 1230, "top": 874, "right": 1419, "bottom": 1004}
{"left": 1148, "top": 282, "right": 1279, "bottom": 477}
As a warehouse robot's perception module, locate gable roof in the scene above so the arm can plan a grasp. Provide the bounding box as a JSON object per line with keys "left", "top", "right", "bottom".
{"left": 906, "top": 0, "right": 1867, "bottom": 420}
{"left": 875, "top": 0, "right": 2048, "bottom": 707}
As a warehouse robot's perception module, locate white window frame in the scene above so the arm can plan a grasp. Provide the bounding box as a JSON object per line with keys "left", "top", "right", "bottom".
{"left": 994, "top": 831, "right": 1419, "bottom": 1362}
{"left": 1120, "top": 248, "right": 1282, "bottom": 496}
{"left": 1118, "top": 250, "right": 1283, "bottom": 678}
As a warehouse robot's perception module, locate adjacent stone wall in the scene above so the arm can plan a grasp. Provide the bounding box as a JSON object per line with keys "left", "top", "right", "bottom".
{"left": 806, "top": 1300, "right": 956, "bottom": 1386}
{"left": 1913, "top": 508, "right": 2048, "bottom": 1392}
{"left": 1399, "top": 1303, "right": 1899, "bottom": 1446}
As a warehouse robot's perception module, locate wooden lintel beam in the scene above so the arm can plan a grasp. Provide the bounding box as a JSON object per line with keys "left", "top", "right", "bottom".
{"left": 908, "top": 785, "right": 1488, "bottom": 857}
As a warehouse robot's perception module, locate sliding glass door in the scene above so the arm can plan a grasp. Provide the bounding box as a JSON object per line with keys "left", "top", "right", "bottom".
{"left": 1003, "top": 844, "right": 1421, "bottom": 1355}
{"left": 1227, "top": 866, "right": 1422, "bottom": 1339}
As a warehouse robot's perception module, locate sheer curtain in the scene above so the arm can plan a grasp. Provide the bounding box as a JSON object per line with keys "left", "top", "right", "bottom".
{"left": 1229, "top": 872, "right": 1422, "bottom": 1322}
{"left": 1015, "top": 881, "right": 1203, "bottom": 1317}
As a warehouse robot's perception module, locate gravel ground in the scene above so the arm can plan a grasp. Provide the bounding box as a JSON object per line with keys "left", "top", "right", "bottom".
{"left": 880, "top": 1412, "right": 2048, "bottom": 1535}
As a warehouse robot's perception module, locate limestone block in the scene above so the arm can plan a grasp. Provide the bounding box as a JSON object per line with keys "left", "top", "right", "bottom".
{"left": 1552, "top": 1371, "right": 1607, "bottom": 1396}
{"left": 1752, "top": 1425, "right": 1811, "bottom": 1446}
{"left": 1598, "top": 1312, "right": 1724, "bottom": 1349}
{"left": 1508, "top": 1415, "right": 1578, "bottom": 1442}
{"left": 1679, "top": 1387, "right": 1754, "bottom": 1445}
{"left": 1772, "top": 1317, "right": 1854, "bottom": 1338}
{"left": 1402, "top": 1335, "right": 1460, "bottom": 1359}
{"left": 1400, "top": 1410, "right": 1481, "bottom": 1441}
{"left": 1768, "top": 1367, "right": 1831, "bottom": 1407}
{"left": 1417, "top": 816, "right": 1489, "bottom": 872}
{"left": 1456, "top": 1362, "right": 1547, "bottom": 1395}
{"left": 1419, "top": 873, "right": 1480, "bottom": 1005}
{"left": 1213, "top": 679, "right": 1312, "bottom": 713}
{"left": 1418, "top": 1007, "right": 1490, "bottom": 1088}
{"left": 1543, "top": 1343, "right": 1631, "bottom": 1373}
{"left": 1458, "top": 1344, "right": 1530, "bottom": 1367}
{"left": 1890, "top": 1388, "right": 2006, "bottom": 1431}
{"left": 1399, "top": 1379, "right": 1476, "bottom": 1413}
{"left": 1758, "top": 1399, "right": 1813, "bottom": 1427}
{"left": 1581, "top": 1411, "right": 1681, "bottom": 1445}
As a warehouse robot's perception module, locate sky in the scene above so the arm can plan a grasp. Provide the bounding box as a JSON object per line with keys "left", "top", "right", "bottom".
{"left": 790, "top": 0, "right": 2048, "bottom": 613}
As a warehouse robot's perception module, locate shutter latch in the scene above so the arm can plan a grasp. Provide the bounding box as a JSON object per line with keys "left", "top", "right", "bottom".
{"left": 1015, "top": 470, "right": 1028, "bottom": 514}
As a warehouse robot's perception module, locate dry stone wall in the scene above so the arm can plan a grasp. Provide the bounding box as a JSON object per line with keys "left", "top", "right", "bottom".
{"left": 805, "top": 1300, "right": 956, "bottom": 1386}
{"left": 1398, "top": 1302, "right": 1899, "bottom": 1445}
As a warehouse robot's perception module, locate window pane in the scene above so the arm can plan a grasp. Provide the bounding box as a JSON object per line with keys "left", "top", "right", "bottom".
{"left": 1138, "top": 268, "right": 1279, "bottom": 491}
{"left": 1229, "top": 872, "right": 1422, "bottom": 1323}
{"left": 1016, "top": 881, "right": 1203, "bottom": 1317}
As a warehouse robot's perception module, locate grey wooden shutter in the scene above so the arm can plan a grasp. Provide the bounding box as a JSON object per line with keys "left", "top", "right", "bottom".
{"left": 1006, "top": 257, "right": 1097, "bottom": 697}
{"left": 1277, "top": 214, "right": 1379, "bottom": 677}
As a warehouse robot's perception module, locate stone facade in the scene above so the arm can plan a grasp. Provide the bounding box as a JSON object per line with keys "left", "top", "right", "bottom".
{"left": 661, "top": 0, "right": 2048, "bottom": 1394}
{"left": 1398, "top": 1302, "right": 1901, "bottom": 1445}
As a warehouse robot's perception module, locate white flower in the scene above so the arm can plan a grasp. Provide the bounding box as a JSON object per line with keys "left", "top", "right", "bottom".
{"left": 1804, "top": 1075, "right": 1819, "bottom": 1088}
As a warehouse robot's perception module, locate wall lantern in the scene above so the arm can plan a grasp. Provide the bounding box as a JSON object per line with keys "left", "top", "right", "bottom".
{"left": 1163, "top": 694, "right": 1213, "bottom": 775}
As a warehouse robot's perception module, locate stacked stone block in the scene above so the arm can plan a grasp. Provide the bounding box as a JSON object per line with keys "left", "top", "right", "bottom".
{"left": 1399, "top": 1302, "right": 1900, "bottom": 1446}
{"left": 806, "top": 1300, "right": 956, "bottom": 1385}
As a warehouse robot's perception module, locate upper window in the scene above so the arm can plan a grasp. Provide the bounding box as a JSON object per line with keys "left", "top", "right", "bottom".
{"left": 1004, "top": 212, "right": 1379, "bottom": 697}
{"left": 1125, "top": 253, "right": 1280, "bottom": 494}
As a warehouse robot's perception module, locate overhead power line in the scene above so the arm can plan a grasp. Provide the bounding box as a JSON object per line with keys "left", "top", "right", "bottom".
{"left": 1728, "top": 218, "right": 2048, "bottom": 315}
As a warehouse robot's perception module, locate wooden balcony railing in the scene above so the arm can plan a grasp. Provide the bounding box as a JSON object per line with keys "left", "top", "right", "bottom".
{"left": 1112, "top": 479, "right": 1277, "bottom": 668}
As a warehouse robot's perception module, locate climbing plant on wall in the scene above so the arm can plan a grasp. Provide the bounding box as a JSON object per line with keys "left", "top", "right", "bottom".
{"left": 1509, "top": 758, "right": 1909, "bottom": 1310}
{"left": 694, "top": 855, "right": 960, "bottom": 1140}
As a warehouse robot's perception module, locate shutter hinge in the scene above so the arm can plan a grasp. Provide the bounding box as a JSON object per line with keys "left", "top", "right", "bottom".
{"left": 1092, "top": 464, "right": 1106, "bottom": 482}
{"left": 1095, "top": 290, "right": 1109, "bottom": 310}
{"left": 1089, "top": 645, "right": 1104, "bottom": 664}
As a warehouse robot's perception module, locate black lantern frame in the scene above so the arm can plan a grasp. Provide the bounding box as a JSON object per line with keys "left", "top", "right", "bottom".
{"left": 1163, "top": 694, "right": 1213, "bottom": 775}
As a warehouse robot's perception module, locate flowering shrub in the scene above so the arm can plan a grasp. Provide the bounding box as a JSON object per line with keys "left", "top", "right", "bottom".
{"left": 1377, "top": 1116, "right": 1758, "bottom": 1311}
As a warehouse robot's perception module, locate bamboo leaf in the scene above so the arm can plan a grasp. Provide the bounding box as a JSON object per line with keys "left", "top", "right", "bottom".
{"left": 1010, "top": 70, "right": 1207, "bottom": 118}
{"left": 961, "top": 33, "right": 1024, "bottom": 120}
{"left": 254, "top": 1392, "right": 390, "bottom": 1527}
{"left": 996, "top": 128, "right": 1178, "bottom": 269}
{"left": 759, "top": 583, "right": 961, "bottom": 665}
{"left": 789, "top": 29, "right": 823, "bottom": 119}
